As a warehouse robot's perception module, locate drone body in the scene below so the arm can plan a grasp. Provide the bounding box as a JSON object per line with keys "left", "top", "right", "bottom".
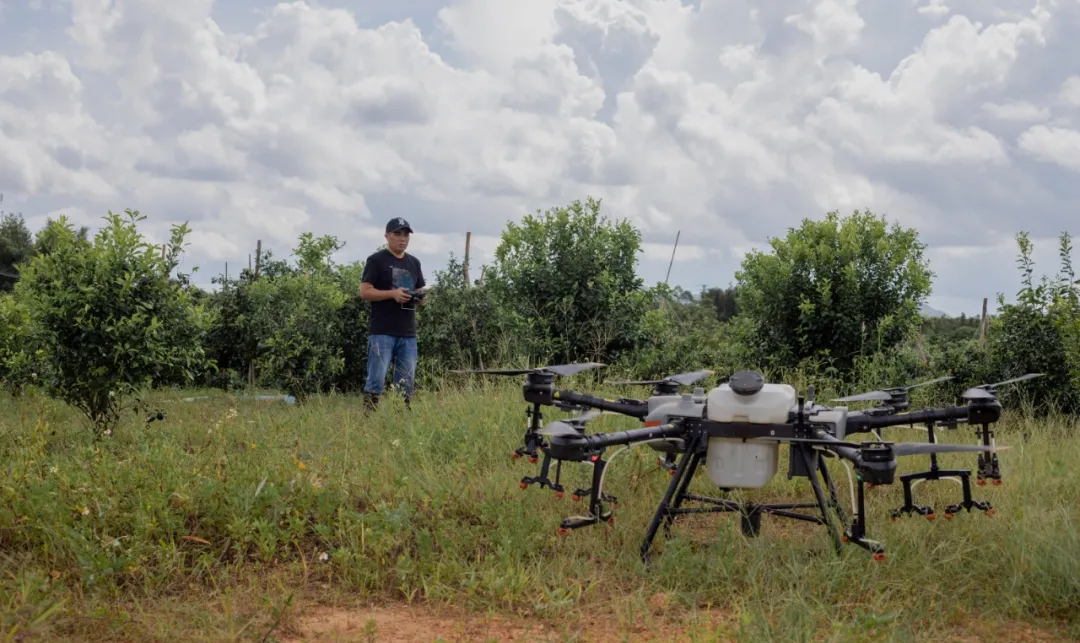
{"left": 452, "top": 363, "right": 1036, "bottom": 562}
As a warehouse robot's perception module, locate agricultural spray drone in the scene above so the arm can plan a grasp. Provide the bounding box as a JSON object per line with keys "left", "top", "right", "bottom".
{"left": 453, "top": 364, "right": 1025, "bottom": 561}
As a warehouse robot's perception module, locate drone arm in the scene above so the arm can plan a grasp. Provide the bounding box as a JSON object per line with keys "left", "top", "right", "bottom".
{"left": 848, "top": 405, "right": 971, "bottom": 433}
{"left": 578, "top": 423, "right": 684, "bottom": 449}
{"left": 809, "top": 430, "right": 899, "bottom": 485}
{"left": 810, "top": 431, "right": 862, "bottom": 463}
{"left": 551, "top": 389, "right": 649, "bottom": 418}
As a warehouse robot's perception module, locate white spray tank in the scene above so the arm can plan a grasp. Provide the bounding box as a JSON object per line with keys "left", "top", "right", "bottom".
{"left": 704, "top": 370, "right": 796, "bottom": 489}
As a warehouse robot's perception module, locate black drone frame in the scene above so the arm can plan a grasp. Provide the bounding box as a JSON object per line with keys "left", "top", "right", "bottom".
{"left": 539, "top": 385, "right": 1007, "bottom": 562}
{"left": 453, "top": 363, "right": 652, "bottom": 501}
{"left": 834, "top": 373, "right": 1042, "bottom": 519}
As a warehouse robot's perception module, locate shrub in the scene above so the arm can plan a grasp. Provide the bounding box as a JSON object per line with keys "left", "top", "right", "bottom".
{"left": 11, "top": 210, "right": 213, "bottom": 435}
{"left": 735, "top": 209, "right": 933, "bottom": 374}
{"left": 985, "top": 232, "right": 1080, "bottom": 414}
{"left": 483, "top": 197, "right": 649, "bottom": 366}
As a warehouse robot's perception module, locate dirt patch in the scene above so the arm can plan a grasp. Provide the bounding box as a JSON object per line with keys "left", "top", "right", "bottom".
{"left": 283, "top": 599, "right": 731, "bottom": 643}
{"left": 944, "top": 620, "right": 1079, "bottom": 643}
{"left": 283, "top": 601, "right": 1078, "bottom": 643}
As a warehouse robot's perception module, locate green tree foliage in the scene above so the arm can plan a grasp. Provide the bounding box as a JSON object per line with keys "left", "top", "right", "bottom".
{"left": 247, "top": 273, "right": 347, "bottom": 403}
{"left": 0, "top": 293, "right": 37, "bottom": 394}
{"left": 33, "top": 217, "right": 90, "bottom": 256}
{"left": 3, "top": 197, "right": 1076, "bottom": 421}
{"left": 237, "top": 234, "right": 358, "bottom": 402}
{"left": 10, "top": 210, "right": 213, "bottom": 435}
{"left": 610, "top": 284, "right": 754, "bottom": 382}
{"left": 0, "top": 210, "right": 35, "bottom": 292}
{"left": 1053, "top": 234, "right": 1080, "bottom": 397}
{"left": 984, "top": 231, "right": 1080, "bottom": 414}
{"left": 198, "top": 233, "right": 376, "bottom": 400}
{"left": 699, "top": 285, "right": 740, "bottom": 321}
{"left": 734, "top": 209, "right": 934, "bottom": 373}
{"left": 484, "top": 197, "right": 648, "bottom": 365}
{"left": 416, "top": 254, "right": 523, "bottom": 376}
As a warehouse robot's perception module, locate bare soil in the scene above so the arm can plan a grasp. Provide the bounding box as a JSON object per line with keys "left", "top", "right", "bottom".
{"left": 282, "top": 599, "right": 1078, "bottom": 643}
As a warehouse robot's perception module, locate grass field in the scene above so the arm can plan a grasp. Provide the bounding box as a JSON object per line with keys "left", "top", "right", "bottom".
{"left": 2, "top": 379, "right": 1079, "bottom": 643}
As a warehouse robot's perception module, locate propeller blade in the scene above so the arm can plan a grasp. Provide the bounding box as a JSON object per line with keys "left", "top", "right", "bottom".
{"left": 834, "top": 376, "right": 954, "bottom": 402}
{"left": 669, "top": 369, "right": 715, "bottom": 386}
{"left": 449, "top": 368, "right": 536, "bottom": 375}
{"left": 832, "top": 390, "right": 894, "bottom": 402}
{"left": 538, "top": 421, "right": 584, "bottom": 438}
{"left": 892, "top": 443, "right": 1010, "bottom": 457}
{"left": 606, "top": 369, "right": 715, "bottom": 387}
{"left": 961, "top": 387, "right": 996, "bottom": 400}
{"left": 449, "top": 362, "right": 605, "bottom": 377}
{"left": 982, "top": 373, "right": 1044, "bottom": 389}
{"left": 563, "top": 410, "right": 610, "bottom": 423}
{"left": 900, "top": 375, "right": 954, "bottom": 391}
{"left": 544, "top": 362, "right": 606, "bottom": 377}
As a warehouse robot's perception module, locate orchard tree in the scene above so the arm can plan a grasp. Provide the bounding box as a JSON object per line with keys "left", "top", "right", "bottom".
{"left": 0, "top": 293, "right": 36, "bottom": 395}
{"left": 13, "top": 210, "right": 213, "bottom": 436}
{"left": 734, "top": 209, "right": 934, "bottom": 372}
{"left": 485, "top": 196, "right": 648, "bottom": 366}
{"left": 987, "top": 231, "right": 1080, "bottom": 414}
{"left": 244, "top": 233, "right": 350, "bottom": 402}
{"left": 0, "top": 210, "right": 34, "bottom": 292}
{"left": 417, "top": 253, "right": 524, "bottom": 374}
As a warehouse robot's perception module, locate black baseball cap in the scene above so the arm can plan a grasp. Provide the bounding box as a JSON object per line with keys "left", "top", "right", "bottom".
{"left": 386, "top": 217, "right": 413, "bottom": 234}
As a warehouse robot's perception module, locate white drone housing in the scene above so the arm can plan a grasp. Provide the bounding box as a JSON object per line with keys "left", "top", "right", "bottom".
{"left": 639, "top": 372, "right": 853, "bottom": 489}
{"left": 704, "top": 375, "right": 797, "bottom": 489}
{"left": 643, "top": 387, "right": 708, "bottom": 454}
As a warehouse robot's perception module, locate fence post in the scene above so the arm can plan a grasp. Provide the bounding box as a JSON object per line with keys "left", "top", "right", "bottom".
{"left": 979, "top": 297, "right": 988, "bottom": 347}
{"left": 249, "top": 240, "right": 263, "bottom": 388}
{"left": 464, "top": 231, "right": 471, "bottom": 287}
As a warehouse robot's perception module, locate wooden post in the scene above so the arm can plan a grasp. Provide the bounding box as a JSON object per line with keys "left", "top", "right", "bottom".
{"left": 979, "top": 297, "right": 988, "bottom": 347}
{"left": 161, "top": 244, "right": 166, "bottom": 259}
{"left": 464, "top": 231, "right": 471, "bottom": 287}
{"left": 249, "top": 239, "right": 263, "bottom": 388}
{"left": 660, "top": 231, "right": 680, "bottom": 310}
{"left": 665, "top": 231, "right": 680, "bottom": 285}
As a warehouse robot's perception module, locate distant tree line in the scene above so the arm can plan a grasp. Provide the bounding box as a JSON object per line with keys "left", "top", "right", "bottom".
{"left": 1, "top": 196, "right": 1078, "bottom": 435}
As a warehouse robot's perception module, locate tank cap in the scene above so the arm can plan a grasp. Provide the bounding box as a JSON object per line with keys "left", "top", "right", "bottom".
{"left": 729, "top": 370, "right": 765, "bottom": 396}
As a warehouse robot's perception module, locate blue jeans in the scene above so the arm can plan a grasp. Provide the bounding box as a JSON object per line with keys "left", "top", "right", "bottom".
{"left": 364, "top": 334, "right": 417, "bottom": 398}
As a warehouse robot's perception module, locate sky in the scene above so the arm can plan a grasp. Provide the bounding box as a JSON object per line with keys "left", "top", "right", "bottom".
{"left": 1, "top": 0, "right": 1078, "bottom": 318}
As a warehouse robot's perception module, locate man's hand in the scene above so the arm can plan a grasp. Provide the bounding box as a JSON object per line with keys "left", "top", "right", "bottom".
{"left": 391, "top": 288, "right": 412, "bottom": 304}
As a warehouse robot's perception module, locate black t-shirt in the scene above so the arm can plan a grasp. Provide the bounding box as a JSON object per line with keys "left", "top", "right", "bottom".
{"left": 361, "top": 249, "right": 426, "bottom": 337}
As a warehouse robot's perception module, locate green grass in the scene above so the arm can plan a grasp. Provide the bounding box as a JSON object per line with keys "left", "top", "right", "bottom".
{"left": 2, "top": 380, "right": 1079, "bottom": 642}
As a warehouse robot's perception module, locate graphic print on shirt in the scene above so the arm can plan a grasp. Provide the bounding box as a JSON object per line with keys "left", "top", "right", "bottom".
{"left": 392, "top": 267, "right": 415, "bottom": 292}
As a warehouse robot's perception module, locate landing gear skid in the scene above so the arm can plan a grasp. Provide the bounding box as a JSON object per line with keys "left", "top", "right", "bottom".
{"left": 976, "top": 422, "right": 1003, "bottom": 486}
{"left": 889, "top": 421, "right": 994, "bottom": 521}
{"left": 635, "top": 433, "right": 883, "bottom": 564}
{"left": 556, "top": 452, "right": 618, "bottom": 535}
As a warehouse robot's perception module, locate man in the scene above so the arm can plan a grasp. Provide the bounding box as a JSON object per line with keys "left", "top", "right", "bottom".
{"left": 359, "top": 217, "right": 427, "bottom": 409}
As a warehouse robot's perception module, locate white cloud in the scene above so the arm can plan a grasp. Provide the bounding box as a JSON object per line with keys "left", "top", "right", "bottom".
{"left": 1059, "top": 76, "right": 1080, "bottom": 105}
{"left": 917, "top": 0, "right": 951, "bottom": 17}
{"left": 1017, "top": 125, "right": 1080, "bottom": 171}
{"left": 982, "top": 100, "right": 1050, "bottom": 121}
{"left": 0, "top": 0, "right": 1078, "bottom": 318}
